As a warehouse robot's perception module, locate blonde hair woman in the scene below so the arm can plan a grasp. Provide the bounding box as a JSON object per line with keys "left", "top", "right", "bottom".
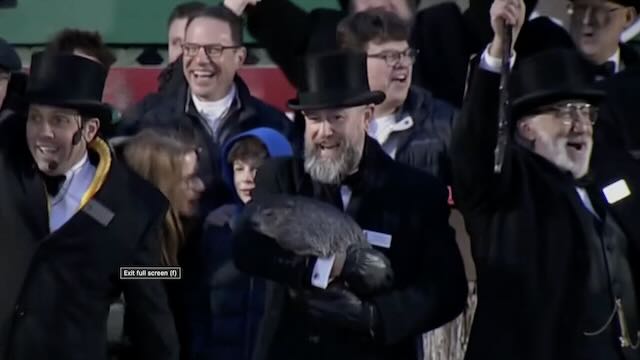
{"left": 122, "top": 129, "right": 205, "bottom": 266}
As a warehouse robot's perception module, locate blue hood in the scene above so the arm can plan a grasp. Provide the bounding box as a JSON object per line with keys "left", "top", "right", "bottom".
{"left": 221, "top": 127, "right": 293, "bottom": 202}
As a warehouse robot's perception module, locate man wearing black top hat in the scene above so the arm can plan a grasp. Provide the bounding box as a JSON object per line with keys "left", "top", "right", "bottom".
{"left": 451, "top": 4, "right": 640, "bottom": 359}
{"left": 0, "top": 52, "right": 179, "bottom": 360}
{"left": 232, "top": 51, "right": 467, "bottom": 360}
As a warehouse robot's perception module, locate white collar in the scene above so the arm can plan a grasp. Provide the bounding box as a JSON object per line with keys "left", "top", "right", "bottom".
{"left": 191, "top": 85, "right": 237, "bottom": 119}
{"left": 65, "top": 152, "right": 89, "bottom": 178}
{"left": 607, "top": 49, "right": 621, "bottom": 73}
{"left": 50, "top": 151, "right": 90, "bottom": 201}
{"left": 368, "top": 113, "right": 414, "bottom": 145}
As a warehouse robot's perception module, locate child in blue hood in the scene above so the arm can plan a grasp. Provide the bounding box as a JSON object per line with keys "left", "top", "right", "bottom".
{"left": 185, "top": 127, "right": 293, "bottom": 360}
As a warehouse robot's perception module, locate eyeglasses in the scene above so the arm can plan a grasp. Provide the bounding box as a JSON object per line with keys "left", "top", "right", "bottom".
{"left": 367, "top": 48, "right": 419, "bottom": 66}
{"left": 182, "top": 43, "right": 242, "bottom": 58}
{"left": 567, "top": 3, "right": 626, "bottom": 25}
{"left": 535, "top": 102, "right": 599, "bottom": 127}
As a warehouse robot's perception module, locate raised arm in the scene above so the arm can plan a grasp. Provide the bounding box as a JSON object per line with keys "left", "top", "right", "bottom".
{"left": 450, "top": 0, "right": 524, "bottom": 212}
{"left": 225, "top": 0, "right": 339, "bottom": 88}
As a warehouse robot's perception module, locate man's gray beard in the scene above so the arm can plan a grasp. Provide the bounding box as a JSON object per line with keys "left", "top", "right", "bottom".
{"left": 304, "top": 140, "right": 359, "bottom": 185}
{"left": 535, "top": 131, "right": 591, "bottom": 179}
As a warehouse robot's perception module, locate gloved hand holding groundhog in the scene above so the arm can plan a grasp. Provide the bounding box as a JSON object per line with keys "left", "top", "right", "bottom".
{"left": 238, "top": 194, "right": 395, "bottom": 297}
{"left": 302, "top": 286, "right": 380, "bottom": 338}
{"left": 331, "top": 244, "right": 393, "bottom": 297}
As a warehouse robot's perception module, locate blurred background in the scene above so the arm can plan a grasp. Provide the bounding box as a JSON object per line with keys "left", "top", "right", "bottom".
{"left": 1, "top": 0, "right": 638, "bottom": 67}
{"left": 1, "top": 0, "right": 637, "bottom": 113}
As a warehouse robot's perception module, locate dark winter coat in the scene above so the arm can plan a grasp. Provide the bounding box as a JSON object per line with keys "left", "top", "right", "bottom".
{"left": 451, "top": 67, "right": 640, "bottom": 360}
{"left": 184, "top": 127, "right": 293, "bottom": 360}
{"left": 116, "top": 75, "right": 299, "bottom": 211}
{"left": 595, "top": 47, "right": 640, "bottom": 159}
{"left": 233, "top": 136, "right": 468, "bottom": 360}
{"left": 0, "top": 113, "right": 179, "bottom": 360}
{"left": 389, "top": 85, "right": 457, "bottom": 185}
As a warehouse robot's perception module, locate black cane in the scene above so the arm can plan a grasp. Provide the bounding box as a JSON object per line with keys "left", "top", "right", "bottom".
{"left": 493, "top": 21, "right": 513, "bottom": 174}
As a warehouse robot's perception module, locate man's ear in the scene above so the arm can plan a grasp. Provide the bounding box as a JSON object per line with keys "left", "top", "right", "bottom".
{"left": 235, "top": 46, "right": 247, "bottom": 66}
{"left": 363, "top": 104, "right": 374, "bottom": 128}
{"left": 624, "top": 7, "right": 638, "bottom": 28}
{"left": 517, "top": 118, "right": 536, "bottom": 141}
{"left": 83, "top": 117, "right": 101, "bottom": 143}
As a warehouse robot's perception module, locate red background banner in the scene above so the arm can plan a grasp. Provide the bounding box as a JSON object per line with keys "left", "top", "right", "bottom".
{"left": 102, "top": 66, "right": 297, "bottom": 113}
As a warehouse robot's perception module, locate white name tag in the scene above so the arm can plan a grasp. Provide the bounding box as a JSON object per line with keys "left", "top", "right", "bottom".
{"left": 363, "top": 230, "right": 392, "bottom": 248}
{"left": 602, "top": 179, "right": 631, "bottom": 204}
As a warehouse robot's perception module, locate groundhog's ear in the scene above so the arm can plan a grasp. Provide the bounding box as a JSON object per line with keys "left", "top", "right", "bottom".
{"left": 261, "top": 208, "right": 272, "bottom": 216}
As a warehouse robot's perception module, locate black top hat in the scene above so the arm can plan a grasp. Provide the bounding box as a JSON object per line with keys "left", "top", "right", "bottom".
{"left": 510, "top": 48, "right": 605, "bottom": 119}
{"left": 288, "top": 51, "right": 385, "bottom": 111}
{"left": 26, "top": 51, "right": 112, "bottom": 125}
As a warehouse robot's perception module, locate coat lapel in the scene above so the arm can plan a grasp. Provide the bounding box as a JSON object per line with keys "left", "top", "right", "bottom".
{"left": 343, "top": 137, "right": 393, "bottom": 229}
{"left": 620, "top": 43, "right": 640, "bottom": 71}
{"left": 44, "top": 139, "right": 124, "bottom": 242}
{"left": 13, "top": 158, "right": 50, "bottom": 241}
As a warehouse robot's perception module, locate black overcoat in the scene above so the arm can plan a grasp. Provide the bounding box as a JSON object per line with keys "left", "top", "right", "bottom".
{"left": 451, "top": 67, "right": 640, "bottom": 360}
{"left": 0, "top": 114, "right": 179, "bottom": 360}
{"left": 233, "top": 137, "right": 468, "bottom": 360}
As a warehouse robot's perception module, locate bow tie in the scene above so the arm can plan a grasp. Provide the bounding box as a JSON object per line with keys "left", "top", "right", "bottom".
{"left": 594, "top": 61, "right": 616, "bottom": 78}
{"left": 342, "top": 170, "right": 363, "bottom": 190}
{"left": 575, "top": 172, "right": 595, "bottom": 188}
{"left": 42, "top": 174, "right": 67, "bottom": 196}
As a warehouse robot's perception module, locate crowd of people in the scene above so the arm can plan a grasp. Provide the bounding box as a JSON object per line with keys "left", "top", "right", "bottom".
{"left": 0, "top": 0, "right": 639, "bottom": 359}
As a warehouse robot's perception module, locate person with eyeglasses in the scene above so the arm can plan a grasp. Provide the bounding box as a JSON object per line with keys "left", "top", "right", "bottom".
{"left": 565, "top": 0, "right": 640, "bottom": 165}
{"left": 568, "top": 0, "right": 639, "bottom": 78}
{"left": 116, "top": 5, "right": 298, "bottom": 212}
{"left": 222, "top": 0, "right": 574, "bottom": 109}
{"left": 452, "top": 2, "right": 640, "bottom": 359}
{"left": 337, "top": 9, "right": 457, "bottom": 189}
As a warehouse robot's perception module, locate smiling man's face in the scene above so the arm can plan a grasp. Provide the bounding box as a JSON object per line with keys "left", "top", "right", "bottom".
{"left": 366, "top": 40, "right": 413, "bottom": 115}
{"left": 303, "top": 106, "right": 373, "bottom": 184}
{"left": 26, "top": 104, "right": 99, "bottom": 176}
{"left": 517, "top": 100, "right": 596, "bottom": 179}
{"left": 182, "top": 16, "right": 245, "bottom": 101}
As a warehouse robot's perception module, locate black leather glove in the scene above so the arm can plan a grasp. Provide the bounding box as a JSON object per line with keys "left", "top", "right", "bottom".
{"left": 341, "top": 245, "right": 394, "bottom": 297}
{"left": 303, "top": 287, "right": 379, "bottom": 337}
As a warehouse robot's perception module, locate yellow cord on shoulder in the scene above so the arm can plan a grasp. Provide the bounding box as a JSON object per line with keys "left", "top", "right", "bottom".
{"left": 79, "top": 137, "right": 112, "bottom": 208}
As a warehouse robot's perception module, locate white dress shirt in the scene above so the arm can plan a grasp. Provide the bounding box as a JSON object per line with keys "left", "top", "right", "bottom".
{"left": 49, "top": 152, "right": 97, "bottom": 232}
{"left": 191, "top": 84, "right": 237, "bottom": 135}
{"left": 311, "top": 184, "right": 354, "bottom": 289}
{"left": 479, "top": 44, "right": 517, "bottom": 73}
